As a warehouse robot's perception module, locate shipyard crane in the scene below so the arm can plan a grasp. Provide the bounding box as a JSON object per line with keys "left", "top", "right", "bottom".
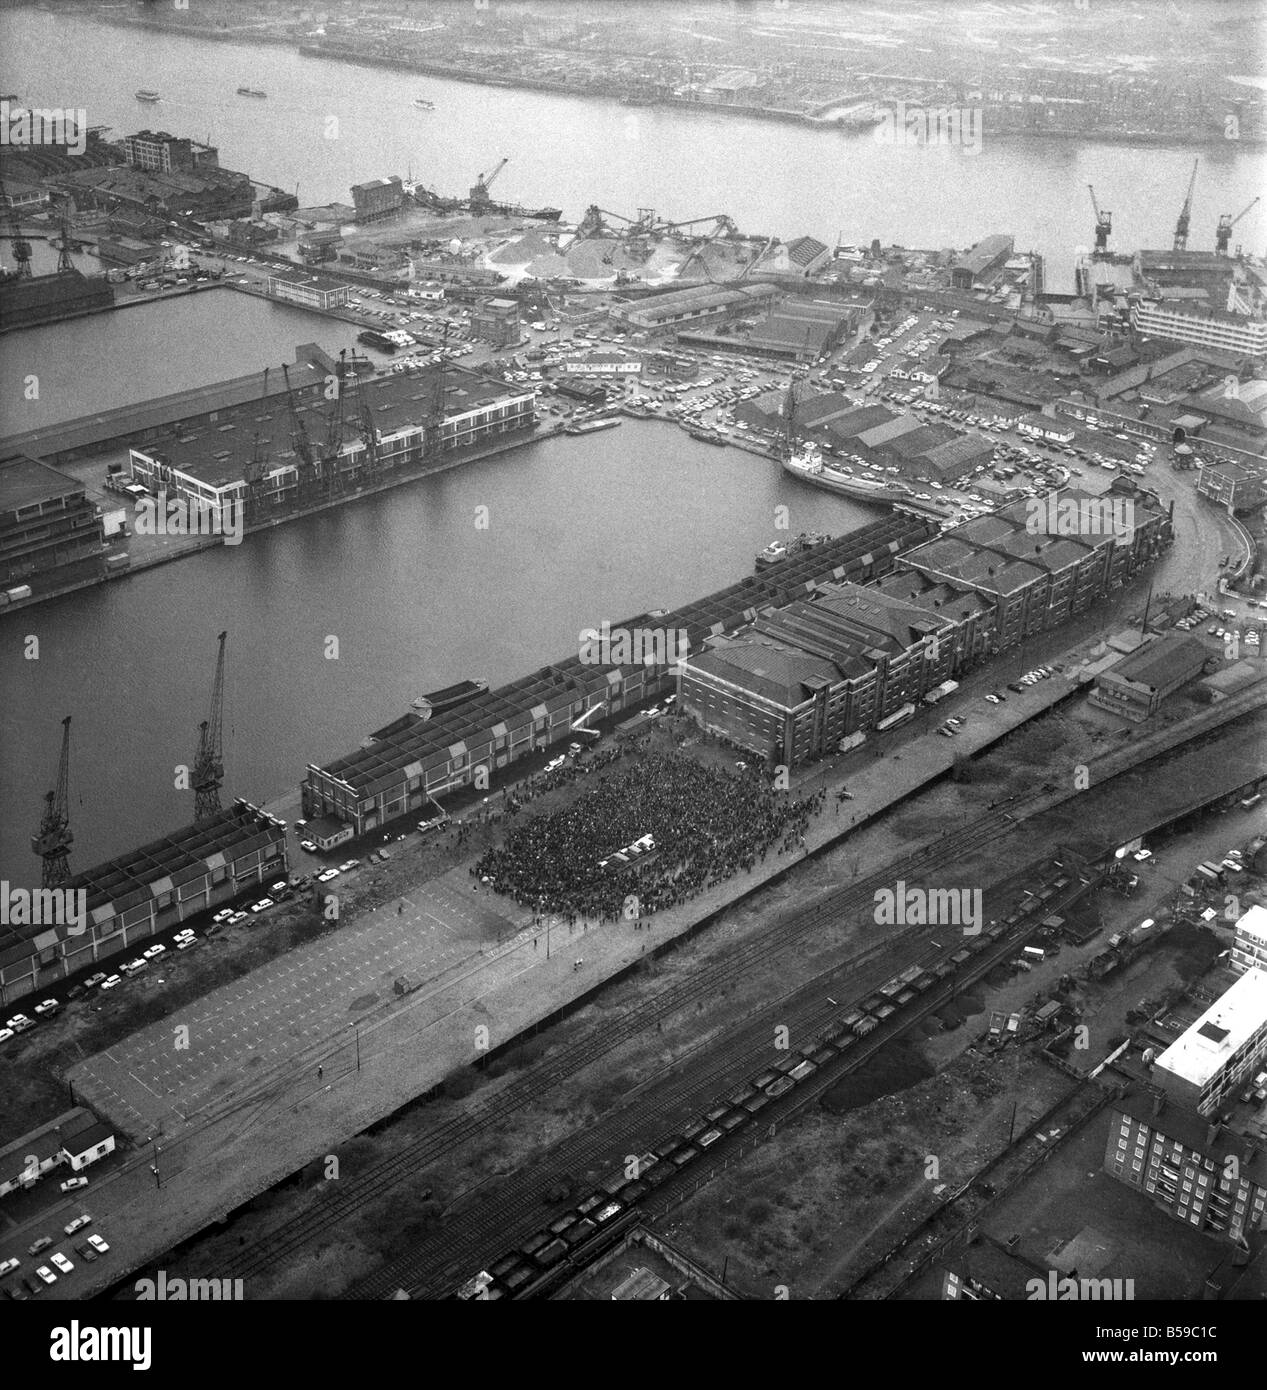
{"left": 1173, "top": 158, "right": 1198, "bottom": 252}
{"left": 318, "top": 352, "right": 351, "bottom": 499}
{"left": 469, "top": 157, "right": 509, "bottom": 208}
{"left": 242, "top": 367, "right": 269, "bottom": 518}
{"left": 1216, "top": 196, "right": 1260, "bottom": 256}
{"left": 0, "top": 176, "right": 34, "bottom": 278}
{"left": 1087, "top": 184, "right": 1112, "bottom": 257}
{"left": 281, "top": 361, "right": 320, "bottom": 503}
{"left": 347, "top": 352, "right": 379, "bottom": 473}
{"left": 31, "top": 716, "right": 73, "bottom": 888}
{"left": 192, "top": 631, "right": 228, "bottom": 825}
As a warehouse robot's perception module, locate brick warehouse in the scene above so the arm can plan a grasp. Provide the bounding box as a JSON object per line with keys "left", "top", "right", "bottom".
{"left": 301, "top": 513, "right": 935, "bottom": 838}
{"left": 678, "top": 484, "right": 1172, "bottom": 764}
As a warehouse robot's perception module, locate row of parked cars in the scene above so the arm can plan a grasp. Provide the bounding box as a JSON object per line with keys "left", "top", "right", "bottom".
{"left": 1, "top": 1215, "right": 109, "bottom": 1299}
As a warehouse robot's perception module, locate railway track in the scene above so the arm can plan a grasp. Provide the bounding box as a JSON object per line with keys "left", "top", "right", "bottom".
{"left": 157, "top": 692, "right": 1264, "bottom": 1295}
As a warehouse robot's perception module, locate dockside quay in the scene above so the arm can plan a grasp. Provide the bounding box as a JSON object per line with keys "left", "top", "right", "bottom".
{"left": 0, "top": 801, "right": 287, "bottom": 1007}
{"left": 300, "top": 513, "right": 935, "bottom": 838}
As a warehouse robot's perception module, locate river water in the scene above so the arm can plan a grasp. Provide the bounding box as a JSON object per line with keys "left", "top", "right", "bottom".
{"left": 0, "top": 8, "right": 1263, "bottom": 875}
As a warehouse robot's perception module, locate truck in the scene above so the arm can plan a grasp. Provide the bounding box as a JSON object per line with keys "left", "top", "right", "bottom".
{"left": 875, "top": 702, "right": 917, "bottom": 732}
{"left": 837, "top": 730, "right": 867, "bottom": 753}
{"left": 922, "top": 679, "right": 960, "bottom": 706}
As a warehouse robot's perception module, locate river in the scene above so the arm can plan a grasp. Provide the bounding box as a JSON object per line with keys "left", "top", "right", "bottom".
{"left": 0, "top": 7, "right": 1263, "bottom": 876}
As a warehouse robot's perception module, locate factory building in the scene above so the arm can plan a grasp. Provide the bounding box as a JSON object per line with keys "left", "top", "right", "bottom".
{"left": 121, "top": 129, "right": 219, "bottom": 174}
{"left": 0, "top": 269, "right": 114, "bottom": 333}
{"left": 678, "top": 488, "right": 1170, "bottom": 763}
{"left": 1196, "top": 458, "right": 1267, "bottom": 514}
{"left": 613, "top": 282, "right": 779, "bottom": 335}
{"left": 127, "top": 369, "right": 536, "bottom": 523}
{"left": 470, "top": 297, "right": 521, "bottom": 348}
{"left": 1088, "top": 632, "right": 1212, "bottom": 722}
{"left": 1104, "top": 1084, "right": 1267, "bottom": 1244}
{"left": 950, "top": 235, "right": 1015, "bottom": 290}
{"left": 1232, "top": 907, "right": 1267, "bottom": 978}
{"left": 302, "top": 514, "right": 935, "bottom": 836}
{"left": 350, "top": 176, "right": 404, "bottom": 223}
{"left": 1155, "top": 968, "right": 1267, "bottom": 1117}
{"left": 0, "top": 453, "right": 106, "bottom": 603}
{"left": 0, "top": 801, "right": 288, "bottom": 1007}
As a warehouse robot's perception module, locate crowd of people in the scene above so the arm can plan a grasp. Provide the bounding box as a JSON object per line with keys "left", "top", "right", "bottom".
{"left": 473, "top": 751, "right": 821, "bottom": 924}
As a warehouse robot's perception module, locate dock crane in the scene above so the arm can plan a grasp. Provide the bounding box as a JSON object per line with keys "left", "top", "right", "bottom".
{"left": 469, "top": 157, "right": 509, "bottom": 209}
{"left": 319, "top": 353, "right": 350, "bottom": 500}
{"left": 1216, "top": 196, "right": 1260, "bottom": 256}
{"left": 1087, "top": 185, "right": 1112, "bottom": 257}
{"left": 0, "top": 176, "right": 34, "bottom": 278}
{"left": 281, "top": 362, "right": 320, "bottom": 502}
{"left": 192, "top": 631, "right": 228, "bottom": 825}
{"left": 31, "top": 716, "right": 73, "bottom": 888}
{"left": 1173, "top": 158, "right": 1198, "bottom": 252}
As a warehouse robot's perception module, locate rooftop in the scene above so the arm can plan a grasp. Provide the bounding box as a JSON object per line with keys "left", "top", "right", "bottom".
{"left": 0, "top": 452, "right": 84, "bottom": 514}
{"left": 1155, "top": 968, "right": 1267, "bottom": 1090}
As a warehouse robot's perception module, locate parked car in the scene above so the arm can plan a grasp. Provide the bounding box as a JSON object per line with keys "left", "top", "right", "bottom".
{"left": 59, "top": 1177, "right": 88, "bottom": 1193}
{"left": 0, "top": 1257, "right": 19, "bottom": 1277}
{"left": 64, "top": 1214, "right": 91, "bottom": 1235}
{"left": 33, "top": 999, "right": 60, "bottom": 1017}
{"left": 83, "top": 973, "right": 107, "bottom": 990}
{"left": 86, "top": 1233, "right": 109, "bottom": 1254}
{"left": 50, "top": 1252, "right": 74, "bottom": 1275}
{"left": 6, "top": 1014, "right": 34, "bottom": 1032}
{"left": 299, "top": 839, "right": 318, "bottom": 853}
{"left": 249, "top": 898, "right": 274, "bottom": 914}
{"left": 99, "top": 975, "right": 122, "bottom": 991}
{"left": 74, "top": 1241, "right": 99, "bottom": 1263}
{"left": 142, "top": 944, "right": 166, "bottom": 960}
{"left": 34, "top": 1265, "right": 56, "bottom": 1285}
{"left": 316, "top": 868, "right": 340, "bottom": 883}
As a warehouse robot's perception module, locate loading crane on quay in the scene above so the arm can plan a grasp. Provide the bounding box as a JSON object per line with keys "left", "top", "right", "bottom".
{"left": 469, "top": 157, "right": 509, "bottom": 210}
{"left": 192, "top": 631, "right": 227, "bottom": 825}
{"left": 1173, "top": 158, "right": 1198, "bottom": 252}
{"left": 31, "top": 716, "right": 73, "bottom": 888}
{"left": 1216, "top": 196, "right": 1260, "bottom": 256}
{"left": 1087, "top": 184, "right": 1112, "bottom": 257}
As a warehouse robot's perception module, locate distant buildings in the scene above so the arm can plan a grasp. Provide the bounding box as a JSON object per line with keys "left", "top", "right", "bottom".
{"left": 121, "top": 129, "right": 219, "bottom": 174}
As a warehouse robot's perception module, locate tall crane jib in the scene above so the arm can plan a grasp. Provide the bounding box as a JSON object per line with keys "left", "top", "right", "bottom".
{"left": 192, "top": 631, "right": 228, "bottom": 825}
{"left": 31, "top": 716, "right": 73, "bottom": 889}
{"left": 1087, "top": 185, "right": 1111, "bottom": 256}
{"left": 1173, "top": 158, "right": 1198, "bottom": 252}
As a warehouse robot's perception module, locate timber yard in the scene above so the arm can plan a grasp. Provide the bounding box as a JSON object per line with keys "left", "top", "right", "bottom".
{"left": 2, "top": 0, "right": 1267, "bottom": 1325}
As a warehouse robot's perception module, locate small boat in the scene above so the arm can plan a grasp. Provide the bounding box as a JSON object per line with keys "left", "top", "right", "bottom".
{"left": 413, "top": 97, "right": 434, "bottom": 110}
{"left": 412, "top": 679, "right": 487, "bottom": 718}
{"left": 237, "top": 87, "right": 267, "bottom": 98}
{"left": 755, "top": 532, "right": 832, "bottom": 571}
{"left": 135, "top": 90, "right": 161, "bottom": 102}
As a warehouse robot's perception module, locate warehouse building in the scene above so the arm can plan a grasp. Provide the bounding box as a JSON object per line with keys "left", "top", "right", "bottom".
{"left": 678, "top": 487, "right": 1170, "bottom": 763}
{"left": 351, "top": 176, "right": 404, "bottom": 223}
{"left": 0, "top": 452, "right": 106, "bottom": 603}
{"left": 470, "top": 297, "right": 521, "bottom": 348}
{"left": 127, "top": 369, "right": 536, "bottom": 522}
{"left": 1104, "top": 1084, "right": 1267, "bottom": 1244}
{"left": 1088, "top": 632, "right": 1211, "bottom": 721}
{"left": 0, "top": 801, "right": 288, "bottom": 1007}
{"left": 302, "top": 514, "right": 935, "bottom": 835}
{"left": 265, "top": 275, "right": 350, "bottom": 311}
{"left": 613, "top": 282, "right": 779, "bottom": 335}
{"left": 1154, "top": 968, "right": 1267, "bottom": 1117}
{"left": 950, "top": 235, "right": 1015, "bottom": 290}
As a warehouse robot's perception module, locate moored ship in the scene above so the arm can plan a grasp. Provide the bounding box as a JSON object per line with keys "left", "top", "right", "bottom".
{"left": 135, "top": 90, "right": 161, "bottom": 102}
{"left": 237, "top": 87, "right": 268, "bottom": 98}
{"left": 781, "top": 439, "right": 914, "bottom": 504}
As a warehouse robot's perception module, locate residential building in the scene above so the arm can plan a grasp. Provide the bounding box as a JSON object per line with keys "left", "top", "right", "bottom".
{"left": 1131, "top": 299, "right": 1267, "bottom": 359}
{"left": 1105, "top": 1084, "right": 1267, "bottom": 1243}
{"left": 1232, "top": 907, "right": 1267, "bottom": 977}
{"left": 1154, "top": 968, "right": 1267, "bottom": 1117}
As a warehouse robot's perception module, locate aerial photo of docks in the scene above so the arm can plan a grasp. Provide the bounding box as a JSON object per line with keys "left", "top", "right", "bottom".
{"left": 1, "top": 0, "right": 1267, "bottom": 1337}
